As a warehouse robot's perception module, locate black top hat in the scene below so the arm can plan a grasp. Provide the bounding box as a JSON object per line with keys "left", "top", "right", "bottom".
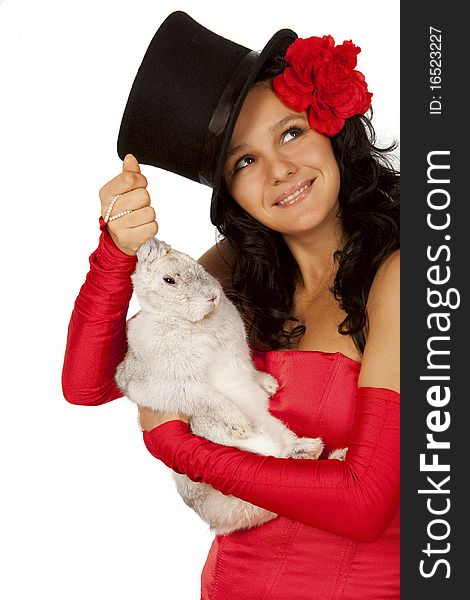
{"left": 117, "top": 11, "right": 297, "bottom": 224}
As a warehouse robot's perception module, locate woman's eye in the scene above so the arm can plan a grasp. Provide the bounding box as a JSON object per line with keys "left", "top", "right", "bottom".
{"left": 234, "top": 155, "right": 255, "bottom": 172}
{"left": 163, "top": 276, "right": 176, "bottom": 285}
{"left": 282, "top": 128, "right": 303, "bottom": 143}
{"left": 231, "top": 128, "right": 303, "bottom": 174}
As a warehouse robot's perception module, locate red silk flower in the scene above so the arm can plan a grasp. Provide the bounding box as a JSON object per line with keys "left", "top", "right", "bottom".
{"left": 273, "top": 35, "right": 373, "bottom": 136}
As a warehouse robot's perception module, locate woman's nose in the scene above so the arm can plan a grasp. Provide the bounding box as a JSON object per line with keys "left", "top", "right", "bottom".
{"left": 268, "top": 154, "right": 297, "bottom": 184}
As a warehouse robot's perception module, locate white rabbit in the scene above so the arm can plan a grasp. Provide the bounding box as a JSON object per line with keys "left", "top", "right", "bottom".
{"left": 115, "top": 237, "right": 330, "bottom": 535}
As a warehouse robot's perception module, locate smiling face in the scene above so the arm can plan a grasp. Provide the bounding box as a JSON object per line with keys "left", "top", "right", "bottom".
{"left": 223, "top": 84, "right": 342, "bottom": 238}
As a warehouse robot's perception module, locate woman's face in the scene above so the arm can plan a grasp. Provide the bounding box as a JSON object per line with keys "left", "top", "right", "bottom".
{"left": 223, "top": 84, "right": 341, "bottom": 237}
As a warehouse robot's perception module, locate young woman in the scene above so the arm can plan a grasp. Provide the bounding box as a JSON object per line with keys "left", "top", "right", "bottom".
{"left": 63, "top": 12, "right": 399, "bottom": 599}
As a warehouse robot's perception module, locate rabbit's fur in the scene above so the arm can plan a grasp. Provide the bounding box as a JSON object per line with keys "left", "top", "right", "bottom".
{"left": 115, "top": 237, "right": 326, "bottom": 535}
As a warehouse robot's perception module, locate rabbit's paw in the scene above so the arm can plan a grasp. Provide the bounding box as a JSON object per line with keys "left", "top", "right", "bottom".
{"left": 288, "top": 437, "right": 324, "bottom": 459}
{"left": 224, "top": 418, "right": 252, "bottom": 440}
{"left": 328, "top": 447, "right": 348, "bottom": 461}
{"left": 256, "top": 371, "right": 279, "bottom": 396}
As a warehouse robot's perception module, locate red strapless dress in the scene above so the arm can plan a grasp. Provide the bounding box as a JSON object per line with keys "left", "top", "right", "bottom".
{"left": 63, "top": 220, "right": 400, "bottom": 600}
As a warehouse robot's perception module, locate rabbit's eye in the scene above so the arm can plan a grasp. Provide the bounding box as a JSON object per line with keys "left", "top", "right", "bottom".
{"left": 163, "top": 276, "right": 176, "bottom": 285}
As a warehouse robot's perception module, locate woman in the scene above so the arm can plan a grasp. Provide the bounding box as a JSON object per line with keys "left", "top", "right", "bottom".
{"left": 63, "top": 12, "right": 399, "bottom": 599}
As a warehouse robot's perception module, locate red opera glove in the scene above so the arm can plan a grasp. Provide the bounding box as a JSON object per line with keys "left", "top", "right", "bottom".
{"left": 143, "top": 386, "right": 399, "bottom": 543}
{"left": 62, "top": 217, "right": 136, "bottom": 406}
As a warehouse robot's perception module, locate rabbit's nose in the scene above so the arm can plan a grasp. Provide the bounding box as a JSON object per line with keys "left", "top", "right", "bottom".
{"left": 209, "top": 294, "right": 219, "bottom": 305}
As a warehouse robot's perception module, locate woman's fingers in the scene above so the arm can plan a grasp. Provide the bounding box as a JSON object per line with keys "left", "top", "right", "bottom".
{"left": 106, "top": 204, "right": 159, "bottom": 255}
{"left": 99, "top": 171, "right": 148, "bottom": 210}
{"left": 112, "top": 220, "right": 159, "bottom": 256}
{"left": 122, "top": 153, "right": 141, "bottom": 174}
{"left": 98, "top": 154, "right": 159, "bottom": 255}
{"left": 99, "top": 154, "right": 147, "bottom": 212}
{"left": 124, "top": 204, "right": 156, "bottom": 228}
{"left": 108, "top": 205, "right": 157, "bottom": 231}
{"left": 101, "top": 187, "right": 151, "bottom": 219}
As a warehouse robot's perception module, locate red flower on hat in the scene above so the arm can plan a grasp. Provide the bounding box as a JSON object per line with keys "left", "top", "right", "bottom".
{"left": 273, "top": 35, "right": 373, "bottom": 136}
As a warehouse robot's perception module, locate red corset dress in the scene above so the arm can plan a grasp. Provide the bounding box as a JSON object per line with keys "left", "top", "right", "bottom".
{"left": 63, "top": 220, "right": 400, "bottom": 600}
{"left": 145, "top": 351, "right": 400, "bottom": 600}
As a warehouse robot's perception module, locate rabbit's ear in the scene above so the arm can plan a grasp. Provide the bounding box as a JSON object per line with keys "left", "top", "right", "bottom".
{"left": 154, "top": 239, "right": 171, "bottom": 258}
{"left": 137, "top": 238, "right": 171, "bottom": 263}
{"left": 136, "top": 238, "right": 157, "bottom": 263}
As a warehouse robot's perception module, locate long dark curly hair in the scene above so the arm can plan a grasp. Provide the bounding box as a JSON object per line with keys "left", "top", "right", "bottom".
{"left": 213, "top": 58, "right": 400, "bottom": 354}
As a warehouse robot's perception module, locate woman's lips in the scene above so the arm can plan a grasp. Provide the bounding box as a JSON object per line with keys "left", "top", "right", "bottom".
{"left": 273, "top": 179, "right": 314, "bottom": 208}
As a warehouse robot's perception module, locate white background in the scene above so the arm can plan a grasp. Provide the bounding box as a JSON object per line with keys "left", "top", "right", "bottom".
{"left": 0, "top": 1, "right": 399, "bottom": 598}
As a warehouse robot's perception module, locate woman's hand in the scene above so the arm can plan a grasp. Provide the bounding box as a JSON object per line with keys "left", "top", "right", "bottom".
{"left": 99, "top": 154, "right": 158, "bottom": 256}
{"left": 137, "top": 406, "right": 189, "bottom": 432}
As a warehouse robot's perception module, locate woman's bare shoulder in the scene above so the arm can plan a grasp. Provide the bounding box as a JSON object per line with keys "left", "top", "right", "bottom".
{"left": 358, "top": 249, "right": 400, "bottom": 393}
{"left": 198, "top": 238, "right": 236, "bottom": 294}
{"left": 368, "top": 249, "right": 400, "bottom": 308}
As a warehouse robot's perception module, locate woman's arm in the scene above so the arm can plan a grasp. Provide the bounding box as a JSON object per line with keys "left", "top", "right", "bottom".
{"left": 143, "top": 387, "right": 398, "bottom": 542}
{"left": 61, "top": 218, "right": 137, "bottom": 406}
{"left": 141, "top": 251, "right": 400, "bottom": 542}
{"left": 62, "top": 155, "right": 158, "bottom": 406}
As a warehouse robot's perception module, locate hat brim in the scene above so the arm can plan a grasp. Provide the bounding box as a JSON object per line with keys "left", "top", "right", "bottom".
{"left": 209, "top": 28, "right": 297, "bottom": 225}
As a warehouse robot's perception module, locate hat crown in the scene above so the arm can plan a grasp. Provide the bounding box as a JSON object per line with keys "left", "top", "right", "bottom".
{"left": 118, "top": 12, "right": 255, "bottom": 183}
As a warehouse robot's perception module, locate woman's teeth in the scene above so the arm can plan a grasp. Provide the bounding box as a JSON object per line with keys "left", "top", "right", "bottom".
{"left": 276, "top": 182, "right": 311, "bottom": 206}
